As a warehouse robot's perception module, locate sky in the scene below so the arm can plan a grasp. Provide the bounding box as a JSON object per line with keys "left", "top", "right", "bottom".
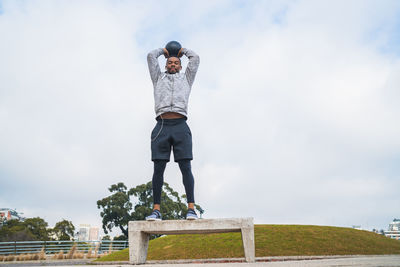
{"left": 1, "top": 0, "right": 400, "bottom": 236}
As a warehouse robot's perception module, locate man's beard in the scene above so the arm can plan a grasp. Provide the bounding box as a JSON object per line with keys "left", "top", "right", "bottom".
{"left": 167, "top": 68, "right": 178, "bottom": 74}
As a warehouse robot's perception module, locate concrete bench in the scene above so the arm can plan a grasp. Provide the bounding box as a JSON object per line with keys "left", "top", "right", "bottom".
{"left": 128, "top": 218, "right": 255, "bottom": 264}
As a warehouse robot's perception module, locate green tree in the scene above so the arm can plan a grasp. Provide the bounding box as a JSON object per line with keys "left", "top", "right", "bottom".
{"left": 113, "top": 235, "right": 127, "bottom": 241}
{"left": 102, "top": 235, "right": 111, "bottom": 240}
{"left": 96, "top": 182, "right": 133, "bottom": 237}
{"left": 97, "top": 182, "right": 204, "bottom": 237}
{"left": 23, "top": 217, "right": 50, "bottom": 240}
{"left": 52, "top": 219, "right": 75, "bottom": 240}
{"left": 0, "top": 219, "right": 36, "bottom": 241}
{"left": 0, "top": 217, "right": 52, "bottom": 241}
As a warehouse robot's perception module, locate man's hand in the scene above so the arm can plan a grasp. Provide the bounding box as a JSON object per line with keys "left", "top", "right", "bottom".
{"left": 163, "top": 48, "right": 169, "bottom": 58}
{"left": 177, "top": 48, "right": 184, "bottom": 58}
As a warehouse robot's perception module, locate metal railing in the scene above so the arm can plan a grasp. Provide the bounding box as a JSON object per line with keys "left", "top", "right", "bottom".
{"left": 0, "top": 240, "right": 128, "bottom": 255}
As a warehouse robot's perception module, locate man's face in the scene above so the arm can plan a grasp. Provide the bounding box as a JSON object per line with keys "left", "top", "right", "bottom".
{"left": 165, "top": 57, "right": 182, "bottom": 74}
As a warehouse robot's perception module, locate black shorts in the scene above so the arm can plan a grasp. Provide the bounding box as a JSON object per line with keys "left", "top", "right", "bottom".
{"left": 151, "top": 117, "right": 193, "bottom": 162}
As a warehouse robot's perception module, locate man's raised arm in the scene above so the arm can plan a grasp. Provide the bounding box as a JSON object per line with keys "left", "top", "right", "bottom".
{"left": 182, "top": 48, "right": 200, "bottom": 87}
{"left": 147, "top": 48, "right": 164, "bottom": 85}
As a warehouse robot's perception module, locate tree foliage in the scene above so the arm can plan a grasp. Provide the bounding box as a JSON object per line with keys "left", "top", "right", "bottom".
{"left": 97, "top": 182, "right": 204, "bottom": 237}
{"left": 0, "top": 219, "right": 36, "bottom": 241}
{"left": 0, "top": 217, "right": 49, "bottom": 241}
{"left": 102, "top": 235, "right": 111, "bottom": 240}
{"left": 23, "top": 217, "right": 49, "bottom": 241}
{"left": 96, "top": 182, "right": 133, "bottom": 237}
{"left": 0, "top": 217, "right": 75, "bottom": 241}
{"left": 113, "top": 234, "right": 127, "bottom": 241}
{"left": 52, "top": 219, "right": 75, "bottom": 241}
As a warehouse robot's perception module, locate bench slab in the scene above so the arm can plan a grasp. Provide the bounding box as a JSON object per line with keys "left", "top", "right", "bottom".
{"left": 128, "top": 218, "right": 255, "bottom": 264}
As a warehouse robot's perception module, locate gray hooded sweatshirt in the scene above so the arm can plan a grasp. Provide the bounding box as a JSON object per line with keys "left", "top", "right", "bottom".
{"left": 147, "top": 48, "right": 200, "bottom": 118}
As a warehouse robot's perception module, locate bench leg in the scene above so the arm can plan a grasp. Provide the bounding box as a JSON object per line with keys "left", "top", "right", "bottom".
{"left": 129, "top": 231, "right": 149, "bottom": 264}
{"left": 241, "top": 225, "right": 255, "bottom": 262}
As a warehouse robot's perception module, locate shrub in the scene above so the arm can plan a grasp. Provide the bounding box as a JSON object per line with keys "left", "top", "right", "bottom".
{"left": 66, "top": 244, "right": 76, "bottom": 259}
{"left": 53, "top": 250, "right": 64, "bottom": 260}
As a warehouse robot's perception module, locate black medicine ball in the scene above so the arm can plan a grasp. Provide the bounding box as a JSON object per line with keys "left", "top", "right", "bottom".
{"left": 165, "top": 41, "right": 182, "bottom": 57}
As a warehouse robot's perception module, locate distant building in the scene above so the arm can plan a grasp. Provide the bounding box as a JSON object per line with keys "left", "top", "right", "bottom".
{"left": 89, "top": 227, "right": 100, "bottom": 241}
{"left": 77, "top": 224, "right": 91, "bottom": 241}
{"left": 76, "top": 224, "right": 100, "bottom": 241}
{"left": 384, "top": 218, "right": 400, "bottom": 240}
{"left": 0, "top": 208, "right": 25, "bottom": 225}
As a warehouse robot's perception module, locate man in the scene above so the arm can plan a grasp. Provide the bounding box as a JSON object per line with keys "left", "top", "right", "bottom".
{"left": 145, "top": 44, "right": 200, "bottom": 221}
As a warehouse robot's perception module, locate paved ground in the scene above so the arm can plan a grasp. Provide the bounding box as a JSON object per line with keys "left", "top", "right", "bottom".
{"left": 1, "top": 255, "right": 400, "bottom": 266}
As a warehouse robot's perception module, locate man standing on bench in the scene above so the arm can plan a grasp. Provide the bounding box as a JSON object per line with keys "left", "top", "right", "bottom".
{"left": 146, "top": 41, "right": 200, "bottom": 221}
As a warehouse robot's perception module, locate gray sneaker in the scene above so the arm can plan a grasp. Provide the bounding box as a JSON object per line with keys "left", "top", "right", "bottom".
{"left": 146, "top": 209, "right": 162, "bottom": 221}
{"left": 186, "top": 209, "right": 198, "bottom": 220}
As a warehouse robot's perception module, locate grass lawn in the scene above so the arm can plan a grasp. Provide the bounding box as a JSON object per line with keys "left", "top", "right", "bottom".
{"left": 95, "top": 224, "right": 400, "bottom": 262}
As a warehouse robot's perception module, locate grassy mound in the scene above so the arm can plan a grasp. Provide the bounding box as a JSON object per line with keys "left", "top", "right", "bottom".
{"left": 96, "top": 225, "right": 400, "bottom": 262}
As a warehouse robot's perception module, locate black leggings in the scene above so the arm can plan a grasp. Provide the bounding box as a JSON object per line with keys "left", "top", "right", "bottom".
{"left": 152, "top": 159, "right": 195, "bottom": 205}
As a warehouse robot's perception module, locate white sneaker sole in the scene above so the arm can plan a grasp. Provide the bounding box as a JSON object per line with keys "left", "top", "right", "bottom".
{"left": 186, "top": 216, "right": 198, "bottom": 220}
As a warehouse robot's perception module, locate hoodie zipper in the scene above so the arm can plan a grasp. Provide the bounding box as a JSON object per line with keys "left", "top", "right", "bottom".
{"left": 170, "top": 75, "right": 174, "bottom": 111}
